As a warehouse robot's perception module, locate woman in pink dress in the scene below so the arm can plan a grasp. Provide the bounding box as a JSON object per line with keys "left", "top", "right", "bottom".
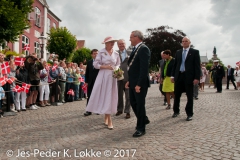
{"left": 200, "top": 64, "right": 208, "bottom": 91}
{"left": 86, "top": 36, "right": 120, "bottom": 129}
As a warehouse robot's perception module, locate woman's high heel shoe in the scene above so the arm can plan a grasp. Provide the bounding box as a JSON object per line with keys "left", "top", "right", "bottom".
{"left": 108, "top": 126, "right": 113, "bottom": 130}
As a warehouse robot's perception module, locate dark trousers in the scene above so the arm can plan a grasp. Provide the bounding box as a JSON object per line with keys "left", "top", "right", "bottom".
{"left": 129, "top": 86, "right": 148, "bottom": 132}
{"left": 216, "top": 77, "right": 223, "bottom": 92}
{"left": 117, "top": 80, "right": 130, "bottom": 113}
{"left": 226, "top": 76, "right": 237, "bottom": 89}
{"left": 173, "top": 72, "right": 194, "bottom": 116}
{"left": 159, "top": 83, "right": 167, "bottom": 103}
{"left": 0, "top": 100, "right": 2, "bottom": 110}
{"left": 86, "top": 82, "right": 94, "bottom": 105}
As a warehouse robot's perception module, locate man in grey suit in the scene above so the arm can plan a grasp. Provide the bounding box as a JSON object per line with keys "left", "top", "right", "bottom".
{"left": 116, "top": 39, "right": 131, "bottom": 119}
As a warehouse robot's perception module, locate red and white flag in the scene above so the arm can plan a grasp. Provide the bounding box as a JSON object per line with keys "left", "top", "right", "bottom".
{"left": 12, "top": 85, "right": 23, "bottom": 93}
{"left": 51, "top": 64, "right": 58, "bottom": 72}
{"left": 7, "top": 77, "right": 15, "bottom": 84}
{"left": 1, "top": 62, "right": 10, "bottom": 74}
{"left": 236, "top": 61, "right": 240, "bottom": 66}
{"left": 79, "top": 77, "right": 84, "bottom": 82}
{"left": 81, "top": 83, "right": 87, "bottom": 94}
{"left": 23, "top": 44, "right": 30, "bottom": 51}
{"left": 22, "top": 83, "right": 31, "bottom": 93}
{"left": 67, "top": 89, "right": 74, "bottom": 96}
{"left": 15, "top": 57, "right": 26, "bottom": 66}
{"left": 0, "top": 77, "right": 6, "bottom": 86}
{"left": 4, "top": 75, "right": 8, "bottom": 81}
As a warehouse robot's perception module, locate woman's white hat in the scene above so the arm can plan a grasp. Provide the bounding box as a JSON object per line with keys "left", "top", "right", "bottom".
{"left": 102, "top": 36, "right": 118, "bottom": 44}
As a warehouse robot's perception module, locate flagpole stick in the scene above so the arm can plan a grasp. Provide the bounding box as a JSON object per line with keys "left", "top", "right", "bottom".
{"left": 3, "top": 83, "right": 17, "bottom": 116}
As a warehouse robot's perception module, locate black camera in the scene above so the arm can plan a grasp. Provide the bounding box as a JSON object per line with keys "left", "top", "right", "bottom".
{"left": 30, "top": 56, "right": 38, "bottom": 61}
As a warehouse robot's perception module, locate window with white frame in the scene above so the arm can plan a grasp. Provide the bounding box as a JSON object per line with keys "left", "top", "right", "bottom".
{"left": 22, "top": 35, "right": 30, "bottom": 56}
{"left": 47, "top": 18, "right": 50, "bottom": 33}
{"left": 53, "top": 22, "right": 56, "bottom": 28}
{"left": 34, "top": 42, "right": 40, "bottom": 56}
{"left": 35, "top": 7, "right": 41, "bottom": 27}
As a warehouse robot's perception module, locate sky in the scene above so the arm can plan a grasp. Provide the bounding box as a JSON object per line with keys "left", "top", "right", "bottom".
{"left": 47, "top": 0, "right": 240, "bottom": 67}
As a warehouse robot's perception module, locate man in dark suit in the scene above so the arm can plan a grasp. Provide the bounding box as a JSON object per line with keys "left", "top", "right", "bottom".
{"left": 83, "top": 49, "right": 99, "bottom": 116}
{"left": 226, "top": 65, "right": 237, "bottom": 90}
{"left": 171, "top": 37, "right": 201, "bottom": 121}
{"left": 125, "top": 30, "right": 151, "bottom": 137}
{"left": 158, "top": 51, "right": 167, "bottom": 106}
{"left": 116, "top": 39, "right": 131, "bottom": 119}
{"left": 211, "top": 60, "right": 225, "bottom": 93}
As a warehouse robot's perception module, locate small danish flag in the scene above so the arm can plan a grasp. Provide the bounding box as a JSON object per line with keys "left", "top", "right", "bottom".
{"left": 23, "top": 44, "right": 30, "bottom": 51}
{"left": 12, "top": 85, "right": 23, "bottom": 93}
{"left": 81, "top": 83, "right": 87, "bottom": 94}
{"left": 51, "top": 64, "right": 58, "bottom": 72}
{"left": 67, "top": 89, "right": 74, "bottom": 96}
{"left": 22, "top": 83, "right": 31, "bottom": 93}
{"left": 15, "top": 57, "right": 26, "bottom": 66}
{"left": 79, "top": 77, "right": 84, "bottom": 82}
{"left": 7, "top": 77, "right": 15, "bottom": 84}
{"left": 236, "top": 61, "right": 240, "bottom": 66}
{"left": 1, "top": 62, "right": 10, "bottom": 74}
{"left": 0, "top": 77, "right": 6, "bottom": 86}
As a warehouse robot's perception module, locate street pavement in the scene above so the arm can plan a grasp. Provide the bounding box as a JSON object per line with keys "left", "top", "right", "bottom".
{"left": 0, "top": 84, "right": 240, "bottom": 160}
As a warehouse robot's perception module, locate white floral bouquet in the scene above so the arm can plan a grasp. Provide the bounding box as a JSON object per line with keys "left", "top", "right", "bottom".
{"left": 113, "top": 68, "right": 124, "bottom": 80}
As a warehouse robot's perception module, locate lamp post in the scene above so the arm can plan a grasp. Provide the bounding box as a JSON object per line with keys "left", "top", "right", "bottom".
{"left": 38, "top": 32, "right": 46, "bottom": 58}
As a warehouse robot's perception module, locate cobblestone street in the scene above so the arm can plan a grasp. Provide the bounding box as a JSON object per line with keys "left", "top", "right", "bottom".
{"left": 0, "top": 84, "right": 240, "bottom": 160}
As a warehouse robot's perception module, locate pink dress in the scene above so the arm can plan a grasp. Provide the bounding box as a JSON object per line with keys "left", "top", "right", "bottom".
{"left": 86, "top": 48, "right": 120, "bottom": 114}
{"left": 200, "top": 67, "right": 208, "bottom": 83}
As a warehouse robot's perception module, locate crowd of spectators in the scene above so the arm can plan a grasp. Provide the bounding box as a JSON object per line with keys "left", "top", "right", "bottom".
{"left": 0, "top": 51, "right": 87, "bottom": 115}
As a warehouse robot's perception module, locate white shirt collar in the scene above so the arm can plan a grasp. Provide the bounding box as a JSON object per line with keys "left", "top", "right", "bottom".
{"left": 120, "top": 49, "right": 126, "bottom": 54}
{"left": 134, "top": 42, "right": 142, "bottom": 49}
{"left": 183, "top": 47, "right": 190, "bottom": 52}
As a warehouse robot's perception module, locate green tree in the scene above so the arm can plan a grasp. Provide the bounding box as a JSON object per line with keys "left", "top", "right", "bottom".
{"left": 143, "top": 25, "right": 192, "bottom": 71}
{"left": 46, "top": 27, "right": 77, "bottom": 61}
{"left": 206, "top": 59, "right": 226, "bottom": 71}
{"left": 72, "top": 47, "right": 92, "bottom": 64}
{"left": 0, "top": 0, "right": 33, "bottom": 42}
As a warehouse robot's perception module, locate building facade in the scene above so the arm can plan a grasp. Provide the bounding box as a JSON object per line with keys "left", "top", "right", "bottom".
{"left": 7, "top": 0, "right": 61, "bottom": 60}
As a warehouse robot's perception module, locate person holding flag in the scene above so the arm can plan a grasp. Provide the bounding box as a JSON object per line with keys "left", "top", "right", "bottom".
{"left": 39, "top": 60, "right": 51, "bottom": 107}
{"left": 15, "top": 62, "right": 29, "bottom": 111}
{"left": 8, "top": 60, "right": 17, "bottom": 112}
{"left": 79, "top": 69, "right": 86, "bottom": 100}
{"left": 73, "top": 68, "right": 81, "bottom": 101}
{"left": 24, "top": 53, "right": 44, "bottom": 110}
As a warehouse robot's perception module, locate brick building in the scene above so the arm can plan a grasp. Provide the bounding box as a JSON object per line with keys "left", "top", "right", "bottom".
{"left": 7, "top": 0, "right": 61, "bottom": 60}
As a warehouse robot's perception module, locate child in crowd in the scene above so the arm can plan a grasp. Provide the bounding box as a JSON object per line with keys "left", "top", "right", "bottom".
{"left": 0, "top": 86, "right": 5, "bottom": 117}
{"left": 73, "top": 68, "right": 81, "bottom": 101}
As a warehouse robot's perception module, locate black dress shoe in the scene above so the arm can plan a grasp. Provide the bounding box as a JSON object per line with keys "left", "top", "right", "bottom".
{"left": 115, "top": 111, "right": 122, "bottom": 116}
{"left": 163, "top": 102, "right": 167, "bottom": 106}
{"left": 145, "top": 119, "right": 150, "bottom": 124}
{"left": 186, "top": 116, "right": 193, "bottom": 121}
{"left": 84, "top": 111, "right": 92, "bottom": 116}
{"left": 125, "top": 113, "right": 130, "bottom": 119}
{"left": 172, "top": 113, "right": 179, "bottom": 118}
{"left": 194, "top": 97, "right": 198, "bottom": 100}
{"left": 133, "top": 130, "right": 145, "bottom": 137}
